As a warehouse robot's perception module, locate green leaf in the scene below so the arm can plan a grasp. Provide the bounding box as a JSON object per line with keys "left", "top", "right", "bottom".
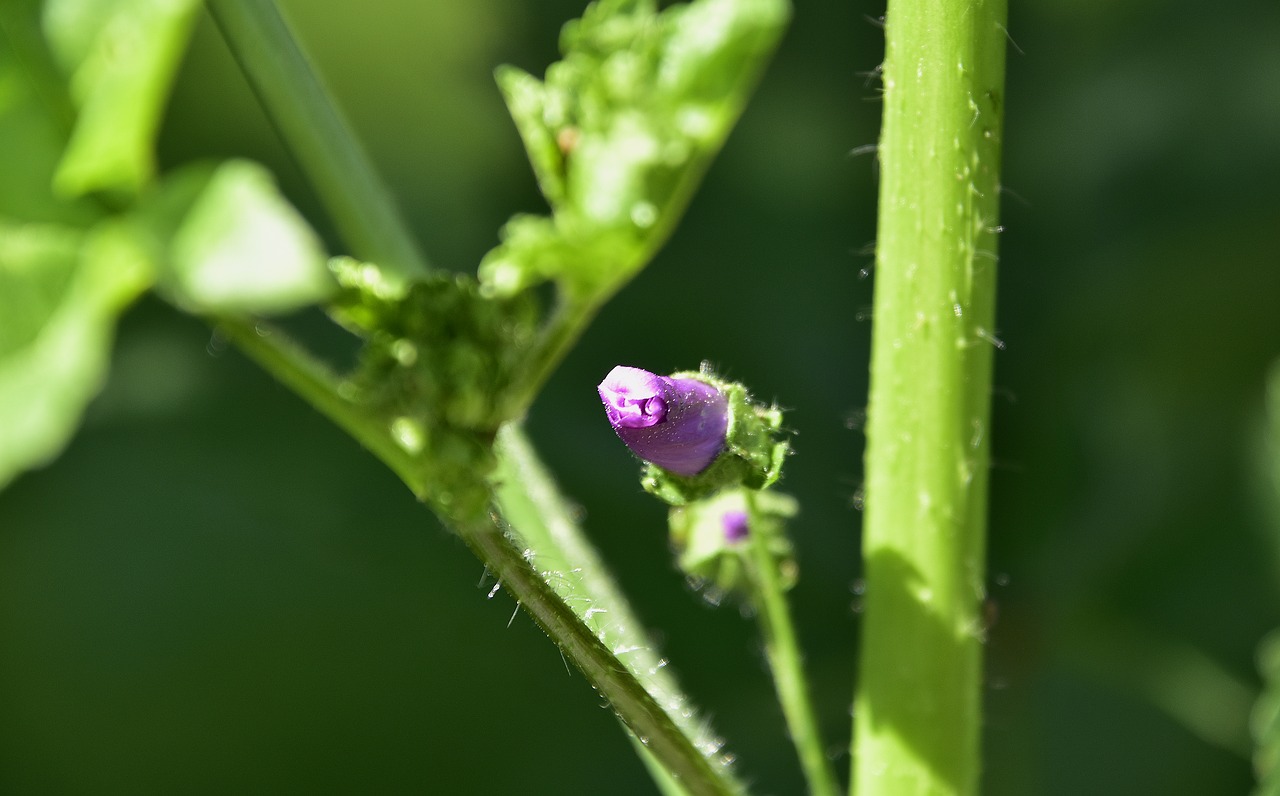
{"left": 0, "top": 3, "right": 98, "bottom": 224}
{"left": 483, "top": 0, "right": 789, "bottom": 300}
{"left": 640, "top": 369, "right": 790, "bottom": 505}
{"left": 495, "top": 66, "right": 567, "bottom": 209}
{"left": 154, "top": 160, "right": 336, "bottom": 315}
{"left": 0, "top": 217, "right": 152, "bottom": 489}
{"left": 44, "top": 0, "right": 202, "bottom": 197}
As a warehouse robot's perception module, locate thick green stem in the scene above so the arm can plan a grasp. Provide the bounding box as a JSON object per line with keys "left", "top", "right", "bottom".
{"left": 852, "top": 0, "right": 1007, "bottom": 793}
{"left": 743, "top": 493, "right": 840, "bottom": 796}
{"left": 206, "top": 0, "right": 430, "bottom": 281}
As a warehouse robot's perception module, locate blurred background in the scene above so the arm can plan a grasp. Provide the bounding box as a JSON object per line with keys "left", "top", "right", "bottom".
{"left": 3, "top": 0, "right": 1280, "bottom": 793}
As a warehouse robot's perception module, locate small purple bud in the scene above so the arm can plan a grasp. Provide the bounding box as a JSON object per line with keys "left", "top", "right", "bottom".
{"left": 721, "top": 510, "right": 749, "bottom": 543}
{"left": 598, "top": 365, "right": 729, "bottom": 476}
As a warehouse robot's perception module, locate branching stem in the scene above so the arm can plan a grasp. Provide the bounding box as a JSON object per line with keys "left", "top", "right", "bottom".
{"left": 210, "top": 3, "right": 743, "bottom": 794}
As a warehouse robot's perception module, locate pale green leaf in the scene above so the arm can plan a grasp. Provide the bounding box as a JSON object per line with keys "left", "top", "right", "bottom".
{"left": 495, "top": 65, "right": 566, "bottom": 208}
{"left": 482, "top": 0, "right": 789, "bottom": 300}
{"left": 0, "top": 217, "right": 152, "bottom": 489}
{"left": 44, "top": 0, "right": 202, "bottom": 196}
{"left": 159, "top": 160, "right": 335, "bottom": 315}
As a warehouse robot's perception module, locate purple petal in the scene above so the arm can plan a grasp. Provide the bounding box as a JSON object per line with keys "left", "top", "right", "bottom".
{"left": 598, "top": 365, "right": 729, "bottom": 476}
{"left": 598, "top": 366, "right": 669, "bottom": 429}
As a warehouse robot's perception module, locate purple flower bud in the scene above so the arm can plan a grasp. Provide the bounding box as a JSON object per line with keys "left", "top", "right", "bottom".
{"left": 598, "top": 365, "right": 729, "bottom": 476}
{"left": 720, "top": 510, "right": 749, "bottom": 543}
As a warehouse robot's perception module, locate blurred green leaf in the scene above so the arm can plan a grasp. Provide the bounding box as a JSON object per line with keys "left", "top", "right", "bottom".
{"left": 44, "top": 0, "right": 201, "bottom": 197}
{"left": 495, "top": 66, "right": 566, "bottom": 207}
{"left": 1255, "top": 629, "right": 1280, "bottom": 795}
{"left": 0, "top": 217, "right": 152, "bottom": 489}
{"left": 154, "top": 160, "right": 335, "bottom": 315}
{"left": 1253, "top": 364, "right": 1280, "bottom": 794}
{"left": 0, "top": 3, "right": 97, "bottom": 224}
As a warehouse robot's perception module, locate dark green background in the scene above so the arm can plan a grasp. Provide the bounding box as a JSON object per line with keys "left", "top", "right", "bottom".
{"left": 3, "top": 0, "right": 1280, "bottom": 793}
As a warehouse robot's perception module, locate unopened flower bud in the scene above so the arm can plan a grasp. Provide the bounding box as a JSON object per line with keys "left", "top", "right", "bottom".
{"left": 721, "top": 510, "right": 749, "bottom": 543}
{"left": 669, "top": 489, "right": 799, "bottom": 603}
{"left": 598, "top": 365, "right": 729, "bottom": 476}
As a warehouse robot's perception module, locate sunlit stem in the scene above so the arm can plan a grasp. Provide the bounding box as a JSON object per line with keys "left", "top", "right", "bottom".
{"left": 852, "top": 0, "right": 1008, "bottom": 792}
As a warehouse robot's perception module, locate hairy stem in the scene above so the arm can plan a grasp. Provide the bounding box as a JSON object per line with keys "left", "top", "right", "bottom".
{"left": 211, "top": 3, "right": 742, "bottom": 793}
{"left": 743, "top": 493, "right": 840, "bottom": 796}
{"left": 463, "top": 520, "right": 733, "bottom": 796}
{"left": 213, "top": 316, "right": 419, "bottom": 490}
{"left": 221, "top": 316, "right": 737, "bottom": 795}
{"left": 207, "top": 0, "right": 430, "bottom": 282}
{"left": 491, "top": 426, "right": 743, "bottom": 795}
{"left": 852, "top": 0, "right": 1008, "bottom": 793}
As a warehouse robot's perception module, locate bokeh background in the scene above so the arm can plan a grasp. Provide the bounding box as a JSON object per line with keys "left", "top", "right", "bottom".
{"left": 3, "top": 0, "right": 1280, "bottom": 793}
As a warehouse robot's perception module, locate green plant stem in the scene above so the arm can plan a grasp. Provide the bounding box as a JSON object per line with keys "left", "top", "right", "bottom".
{"left": 221, "top": 316, "right": 736, "bottom": 795}
{"left": 206, "top": 0, "right": 430, "bottom": 282}
{"left": 490, "top": 425, "right": 742, "bottom": 795}
{"left": 742, "top": 493, "right": 840, "bottom": 796}
{"left": 852, "top": 0, "right": 1007, "bottom": 793}
{"left": 213, "top": 315, "right": 420, "bottom": 491}
{"left": 463, "top": 520, "right": 732, "bottom": 796}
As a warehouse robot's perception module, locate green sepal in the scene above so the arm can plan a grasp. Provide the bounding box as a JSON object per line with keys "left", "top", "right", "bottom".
{"left": 641, "top": 368, "right": 789, "bottom": 505}
{"left": 669, "top": 487, "right": 797, "bottom": 604}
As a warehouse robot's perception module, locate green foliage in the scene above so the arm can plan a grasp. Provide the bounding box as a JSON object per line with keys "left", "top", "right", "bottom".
{"left": 482, "top": 0, "right": 788, "bottom": 301}
{"left": 642, "top": 369, "right": 789, "bottom": 505}
{"left": 3, "top": 0, "right": 795, "bottom": 792}
{"left": 0, "top": 4, "right": 337, "bottom": 490}
{"left": 151, "top": 160, "right": 335, "bottom": 314}
{"left": 44, "top": 0, "right": 202, "bottom": 197}
{"left": 0, "top": 218, "right": 149, "bottom": 488}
